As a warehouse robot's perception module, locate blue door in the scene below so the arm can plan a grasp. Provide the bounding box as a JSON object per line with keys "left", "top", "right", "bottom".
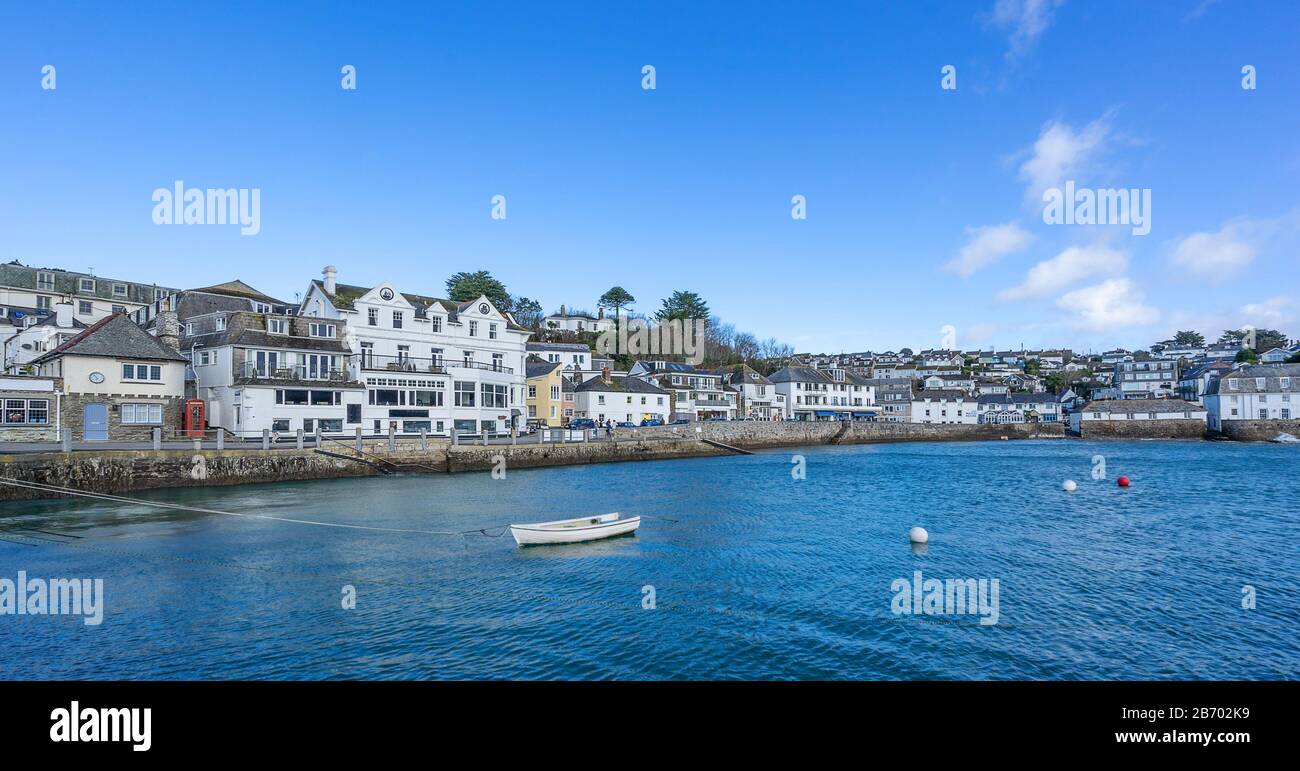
{"left": 83, "top": 403, "right": 109, "bottom": 441}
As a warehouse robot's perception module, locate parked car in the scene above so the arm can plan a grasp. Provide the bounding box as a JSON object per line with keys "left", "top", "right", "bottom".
{"left": 617, "top": 421, "right": 637, "bottom": 428}
{"left": 669, "top": 418, "right": 691, "bottom": 425}
{"left": 640, "top": 419, "right": 663, "bottom": 427}
{"left": 568, "top": 418, "right": 596, "bottom": 429}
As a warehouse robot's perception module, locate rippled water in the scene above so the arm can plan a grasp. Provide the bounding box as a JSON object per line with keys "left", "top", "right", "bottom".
{"left": 1, "top": 440, "right": 1296, "bottom": 680}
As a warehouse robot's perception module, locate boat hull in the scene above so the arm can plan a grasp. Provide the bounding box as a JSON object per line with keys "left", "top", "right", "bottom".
{"left": 510, "top": 515, "right": 641, "bottom": 546}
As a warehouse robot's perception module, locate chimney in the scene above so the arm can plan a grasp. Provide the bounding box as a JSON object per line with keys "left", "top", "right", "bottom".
{"left": 323, "top": 265, "right": 337, "bottom": 295}
{"left": 560, "top": 304, "right": 566, "bottom": 316}
{"left": 598, "top": 307, "right": 604, "bottom": 319}
{"left": 54, "top": 301, "right": 73, "bottom": 328}
{"left": 157, "top": 309, "right": 181, "bottom": 352}
{"left": 601, "top": 366, "right": 611, "bottom": 384}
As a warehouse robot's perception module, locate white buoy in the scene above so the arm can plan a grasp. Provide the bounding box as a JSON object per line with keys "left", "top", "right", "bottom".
{"left": 1062, "top": 479, "right": 1078, "bottom": 492}
{"left": 908, "top": 526, "right": 929, "bottom": 544}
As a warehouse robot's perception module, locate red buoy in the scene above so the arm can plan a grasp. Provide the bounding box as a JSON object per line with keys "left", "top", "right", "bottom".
{"left": 1117, "top": 476, "right": 1131, "bottom": 487}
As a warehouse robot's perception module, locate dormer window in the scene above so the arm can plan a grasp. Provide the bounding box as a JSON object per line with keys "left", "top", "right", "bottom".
{"left": 430, "top": 315, "right": 442, "bottom": 333}
{"left": 309, "top": 322, "right": 336, "bottom": 338}
{"left": 214, "top": 316, "right": 226, "bottom": 331}
{"left": 268, "top": 319, "right": 287, "bottom": 335}
{"left": 79, "top": 278, "right": 95, "bottom": 293}
{"left": 37, "top": 272, "right": 54, "bottom": 290}
{"left": 112, "top": 283, "right": 128, "bottom": 297}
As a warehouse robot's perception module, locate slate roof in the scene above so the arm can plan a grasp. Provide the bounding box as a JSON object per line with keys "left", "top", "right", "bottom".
{"left": 912, "top": 389, "right": 969, "bottom": 400}
{"left": 976, "top": 393, "right": 1056, "bottom": 406}
{"left": 527, "top": 342, "right": 591, "bottom": 352}
{"left": 1205, "top": 363, "right": 1300, "bottom": 395}
{"left": 526, "top": 358, "right": 562, "bottom": 379}
{"left": 311, "top": 280, "right": 529, "bottom": 332}
{"left": 0, "top": 261, "right": 175, "bottom": 305}
{"left": 187, "top": 280, "right": 291, "bottom": 307}
{"left": 575, "top": 376, "right": 669, "bottom": 395}
{"left": 32, "top": 313, "right": 186, "bottom": 363}
{"left": 768, "top": 366, "right": 830, "bottom": 384}
{"left": 713, "top": 363, "right": 773, "bottom": 386}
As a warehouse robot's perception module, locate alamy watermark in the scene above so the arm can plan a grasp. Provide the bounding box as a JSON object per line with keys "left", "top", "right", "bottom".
{"left": 891, "top": 570, "right": 1000, "bottom": 626}
{"left": 596, "top": 311, "right": 707, "bottom": 365}
{"left": 1042, "top": 180, "right": 1150, "bottom": 236}
{"left": 0, "top": 570, "right": 104, "bottom": 626}
{"left": 152, "top": 180, "right": 261, "bottom": 235}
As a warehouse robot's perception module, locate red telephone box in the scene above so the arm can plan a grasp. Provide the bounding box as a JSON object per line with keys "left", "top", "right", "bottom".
{"left": 183, "top": 399, "right": 206, "bottom": 437}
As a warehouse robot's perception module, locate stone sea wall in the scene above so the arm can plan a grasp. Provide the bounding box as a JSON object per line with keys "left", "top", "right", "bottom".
{"left": 1216, "top": 419, "right": 1300, "bottom": 443}
{"left": 620, "top": 419, "right": 1064, "bottom": 447}
{"left": 446, "top": 438, "right": 724, "bottom": 472}
{"left": 1075, "top": 420, "right": 1208, "bottom": 440}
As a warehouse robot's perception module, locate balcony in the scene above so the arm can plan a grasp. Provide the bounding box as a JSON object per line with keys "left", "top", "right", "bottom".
{"left": 239, "top": 361, "right": 350, "bottom": 383}
{"left": 352, "top": 354, "right": 513, "bottom": 375}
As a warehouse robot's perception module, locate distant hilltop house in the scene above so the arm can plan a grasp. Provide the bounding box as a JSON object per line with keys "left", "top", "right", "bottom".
{"left": 544, "top": 305, "right": 614, "bottom": 334}
{"left": 1113, "top": 359, "right": 1180, "bottom": 399}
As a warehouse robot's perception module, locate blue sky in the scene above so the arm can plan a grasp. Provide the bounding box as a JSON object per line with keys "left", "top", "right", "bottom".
{"left": 2, "top": 1, "right": 1297, "bottom": 354}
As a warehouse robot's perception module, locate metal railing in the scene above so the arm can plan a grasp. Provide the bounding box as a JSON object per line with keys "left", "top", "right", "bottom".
{"left": 239, "top": 361, "right": 349, "bottom": 382}
{"left": 351, "top": 354, "right": 513, "bottom": 375}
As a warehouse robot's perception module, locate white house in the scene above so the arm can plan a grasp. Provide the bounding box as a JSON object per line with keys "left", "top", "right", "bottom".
{"left": 572, "top": 372, "right": 670, "bottom": 424}
{"left": 543, "top": 305, "right": 614, "bottom": 334}
{"left": 299, "top": 266, "right": 531, "bottom": 437}
{"left": 909, "top": 389, "right": 976, "bottom": 424}
{"left": 0, "top": 261, "right": 175, "bottom": 332}
{"left": 4, "top": 302, "right": 86, "bottom": 374}
{"left": 714, "top": 363, "right": 782, "bottom": 420}
{"left": 769, "top": 366, "right": 875, "bottom": 421}
{"left": 31, "top": 313, "right": 187, "bottom": 441}
{"left": 975, "top": 393, "right": 1061, "bottom": 424}
{"left": 630, "top": 360, "right": 737, "bottom": 421}
{"left": 1204, "top": 364, "right": 1300, "bottom": 431}
{"left": 526, "top": 341, "right": 592, "bottom": 372}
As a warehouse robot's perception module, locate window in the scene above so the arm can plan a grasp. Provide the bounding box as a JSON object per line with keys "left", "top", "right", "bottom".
{"left": 481, "top": 383, "right": 507, "bottom": 408}
{"left": 462, "top": 350, "right": 474, "bottom": 367}
{"left": 254, "top": 303, "right": 271, "bottom": 314}
{"left": 489, "top": 323, "right": 498, "bottom": 339}
{"left": 469, "top": 321, "right": 478, "bottom": 336}
{"left": 113, "top": 283, "right": 128, "bottom": 297}
{"left": 411, "top": 390, "right": 443, "bottom": 407}
{"left": 78, "top": 301, "right": 92, "bottom": 315}
{"left": 197, "top": 351, "right": 212, "bottom": 366}
{"left": 454, "top": 381, "right": 476, "bottom": 407}
{"left": 121, "top": 403, "right": 163, "bottom": 424}
{"left": 112, "top": 305, "right": 126, "bottom": 315}
{"left": 37, "top": 272, "right": 54, "bottom": 290}
{"left": 277, "top": 390, "right": 310, "bottom": 405}
{"left": 430, "top": 316, "right": 442, "bottom": 332}
{"left": 528, "top": 405, "right": 537, "bottom": 417}
{"left": 1259, "top": 409, "right": 1268, "bottom": 419}
{"left": 3, "top": 399, "right": 49, "bottom": 425}
{"left": 528, "top": 386, "right": 537, "bottom": 398}
{"left": 268, "top": 319, "right": 287, "bottom": 335}
{"left": 318, "top": 419, "right": 343, "bottom": 433}
{"left": 368, "top": 308, "right": 379, "bottom": 326}
{"left": 492, "top": 353, "right": 504, "bottom": 371}
{"left": 37, "top": 295, "right": 51, "bottom": 310}
{"left": 122, "top": 363, "right": 163, "bottom": 381}
{"left": 215, "top": 316, "right": 226, "bottom": 331}
{"left": 310, "top": 391, "right": 341, "bottom": 405}
{"left": 1283, "top": 409, "right": 1291, "bottom": 420}
{"left": 79, "top": 278, "right": 95, "bottom": 292}
{"left": 551, "top": 385, "right": 560, "bottom": 400}
{"left": 309, "top": 322, "right": 336, "bottom": 338}
{"left": 271, "top": 419, "right": 290, "bottom": 433}
{"left": 392, "top": 311, "right": 403, "bottom": 329}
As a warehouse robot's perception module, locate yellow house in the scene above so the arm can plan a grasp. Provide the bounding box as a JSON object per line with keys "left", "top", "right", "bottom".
{"left": 526, "top": 357, "right": 566, "bottom": 427}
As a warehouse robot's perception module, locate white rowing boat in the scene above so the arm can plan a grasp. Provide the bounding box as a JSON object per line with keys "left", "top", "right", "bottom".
{"left": 509, "top": 512, "right": 640, "bottom": 546}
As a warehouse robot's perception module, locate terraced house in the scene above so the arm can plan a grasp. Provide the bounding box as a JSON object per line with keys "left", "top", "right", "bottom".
{"left": 525, "top": 356, "right": 567, "bottom": 427}
{"left": 769, "top": 366, "right": 876, "bottom": 421}
{"left": 1204, "top": 363, "right": 1300, "bottom": 432}
{"left": 299, "top": 266, "right": 530, "bottom": 437}
{"left": 629, "top": 360, "right": 736, "bottom": 421}
{"left": 573, "top": 369, "right": 670, "bottom": 425}
{"left": 0, "top": 261, "right": 175, "bottom": 341}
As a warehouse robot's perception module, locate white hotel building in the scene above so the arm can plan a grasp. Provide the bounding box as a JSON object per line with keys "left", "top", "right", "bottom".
{"left": 299, "top": 267, "right": 531, "bottom": 436}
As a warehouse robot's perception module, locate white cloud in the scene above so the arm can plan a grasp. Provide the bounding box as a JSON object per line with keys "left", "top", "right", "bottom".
{"left": 988, "top": 0, "right": 1065, "bottom": 59}
{"left": 1056, "top": 278, "right": 1160, "bottom": 330}
{"left": 1238, "top": 297, "right": 1294, "bottom": 329}
{"left": 1017, "top": 113, "right": 1113, "bottom": 202}
{"left": 998, "top": 244, "right": 1127, "bottom": 301}
{"left": 1169, "top": 222, "right": 1258, "bottom": 281}
{"left": 945, "top": 222, "right": 1034, "bottom": 276}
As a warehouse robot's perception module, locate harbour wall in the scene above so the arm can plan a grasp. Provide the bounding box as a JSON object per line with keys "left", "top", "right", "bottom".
{"left": 1072, "top": 420, "right": 1208, "bottom": 440}
{"left": 616, "top": 420, "right": 1065, "bottom": 447}
{"left": 1215, "top": 419, "right": 1300, "bottom": 442}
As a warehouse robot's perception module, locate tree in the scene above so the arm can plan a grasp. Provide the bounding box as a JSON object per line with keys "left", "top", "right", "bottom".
{"left": 1235, "top": 348, "right": 1259, "bottom": 363}
{"left": 445, "top": 271, "right": 511, "bottom": 310}
{"left": 597, "top": 287, "right": 636, "bottom": 318}
{"left": 1287, "top": 352, "right": 1300, "bottom": 364}
{"left": 655, "top": 290, "right": 710, "bottom": 321}
{"left": 1253, "top": 328, "right": 1289, "bottom": 352}
{"left": 510, "top": 296, "right": 544, "bottom": 329}
{"left": 1173, "top": 330, "right": 1205, "bottom": 347}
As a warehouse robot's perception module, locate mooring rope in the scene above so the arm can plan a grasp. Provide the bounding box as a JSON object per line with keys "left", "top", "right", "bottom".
{"left": 0, "top": 477, "right": 464, "bottom": 537}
